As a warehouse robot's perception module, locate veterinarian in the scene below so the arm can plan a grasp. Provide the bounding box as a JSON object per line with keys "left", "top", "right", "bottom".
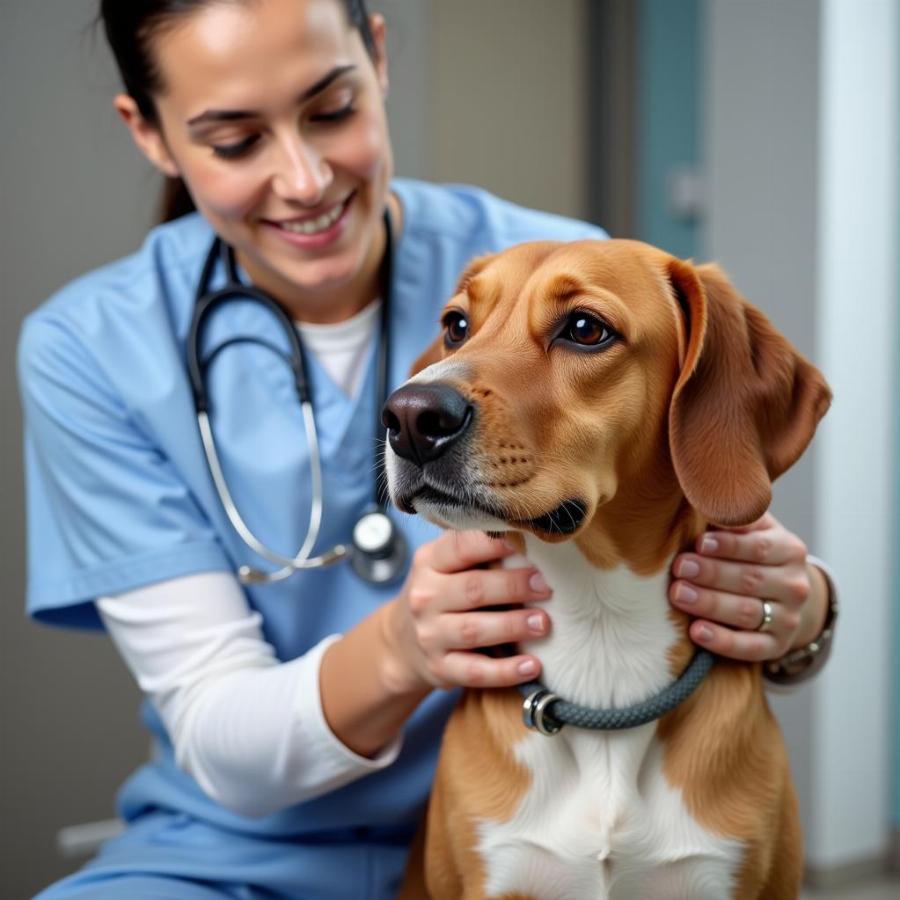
{"left": 19, "top": 1, "right": 837, "bottom": 897}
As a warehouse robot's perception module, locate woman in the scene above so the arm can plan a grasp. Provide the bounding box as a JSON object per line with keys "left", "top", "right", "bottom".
{"left": 19, "top": 1, "right": 835, "bottom": 896}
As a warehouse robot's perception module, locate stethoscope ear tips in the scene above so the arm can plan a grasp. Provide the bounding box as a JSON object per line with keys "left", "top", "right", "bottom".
{"left": 349, "top": 508, "right": 408, "bottom": 585}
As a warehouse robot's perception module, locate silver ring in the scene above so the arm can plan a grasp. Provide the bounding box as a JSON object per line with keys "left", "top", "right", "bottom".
{"left": 756, "top": 599, "right": 775, "bottom": 632}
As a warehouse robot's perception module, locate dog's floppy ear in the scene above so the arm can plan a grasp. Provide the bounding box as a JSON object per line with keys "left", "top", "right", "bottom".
{"left": 408, "top": 252, "right": 498, "bottom": 377}
{"left": 667, "top": 259, "right": 831, "bottom": 526}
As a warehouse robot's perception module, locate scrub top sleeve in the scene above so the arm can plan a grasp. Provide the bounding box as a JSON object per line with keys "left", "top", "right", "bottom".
{"left": 18, "top": 314, "right": 230, "bottom": 630}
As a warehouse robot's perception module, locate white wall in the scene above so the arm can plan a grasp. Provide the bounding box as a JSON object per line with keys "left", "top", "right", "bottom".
{"left": 812, "top": 0, "right": 897, "bottom": 869}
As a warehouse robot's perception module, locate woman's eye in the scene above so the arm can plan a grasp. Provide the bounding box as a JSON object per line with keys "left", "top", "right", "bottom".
{"left": 310, "top": 104, "right": 355, "bottom": 124}
{"left": 563, "top": 311, "right": 617, "bottom": 348}
{"left": 442, "top": 311, "right": 469, "bottom": 346}
{"left": 211, "top": 135, "right": 260, "bottom": 159}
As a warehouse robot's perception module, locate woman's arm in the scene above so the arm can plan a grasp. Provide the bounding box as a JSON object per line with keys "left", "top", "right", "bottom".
{"left": 100, "top": 532, "right": 555, "bottom": 815}
{"left": 98, "top": 572, "right": 404, "bottom": 818}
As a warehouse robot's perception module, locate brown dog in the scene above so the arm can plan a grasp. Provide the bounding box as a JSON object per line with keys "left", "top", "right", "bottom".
{"left": 383, "top": 239, "right": 831, "bottom": 899}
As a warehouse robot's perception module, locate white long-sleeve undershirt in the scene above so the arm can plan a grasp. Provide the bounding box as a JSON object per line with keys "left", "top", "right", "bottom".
{"left": 97, "top": 571, "right": 402, "bottom": 819}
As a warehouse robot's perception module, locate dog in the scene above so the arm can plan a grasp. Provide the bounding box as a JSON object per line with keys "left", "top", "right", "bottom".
{"left": 382, "top": 239, "right": 831, "bottom": 899}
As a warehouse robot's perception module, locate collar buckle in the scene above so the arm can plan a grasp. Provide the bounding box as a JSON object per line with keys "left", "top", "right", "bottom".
{"left": 522, "top": 688, "right": 563, "bottom": 736}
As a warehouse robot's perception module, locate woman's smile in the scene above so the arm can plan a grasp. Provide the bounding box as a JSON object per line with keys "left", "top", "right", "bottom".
{"left": 261, "top": 191, "right": 356, "bottom": 248}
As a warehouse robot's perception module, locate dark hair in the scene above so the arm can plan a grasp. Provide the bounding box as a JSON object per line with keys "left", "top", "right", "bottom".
{"left": 98, "top": 0, "right": 376, "bottom": 222}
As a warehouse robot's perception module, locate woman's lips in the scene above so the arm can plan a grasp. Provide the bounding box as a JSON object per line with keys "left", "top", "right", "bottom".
{"left": 263, "top": 193, "right": 355, "bottom": 249}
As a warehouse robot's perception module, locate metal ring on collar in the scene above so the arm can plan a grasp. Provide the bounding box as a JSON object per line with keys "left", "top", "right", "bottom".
{"left": 756, "top": 599, "right": 775, "bottom": 632}
{"left": 522, "top": 689, "right": 562, "bottom": 736}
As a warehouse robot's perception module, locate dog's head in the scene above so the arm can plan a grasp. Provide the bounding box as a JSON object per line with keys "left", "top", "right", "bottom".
{"left": 383, "top": 240, "right": 830, "bottom": 558}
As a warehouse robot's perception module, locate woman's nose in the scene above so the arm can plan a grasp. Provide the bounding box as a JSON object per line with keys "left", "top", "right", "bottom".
{"left": 272, "top": 137, "right": 332, "bottom": 205}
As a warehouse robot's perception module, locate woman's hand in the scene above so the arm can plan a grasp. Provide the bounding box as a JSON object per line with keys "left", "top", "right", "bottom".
{"left": 669, "top": 512, "right": 829, "bottom": 662}
{"left": 381, "top": 530, "right": 553, "bottom": 696}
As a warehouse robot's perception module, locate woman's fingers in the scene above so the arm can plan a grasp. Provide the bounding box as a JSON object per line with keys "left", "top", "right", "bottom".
{"left": 397, "top": 530, "right": 554, "bottom": 691}
{"left": 439, "top": 650, "right": 542, "bottom": 688}
{"left": 448, "top": 565, "right": 553, "bottom": 612}
{"left": 670, "top": 582, "right": 780, "bottom": 631}
{"left": 692, "top": 519, "right": 807, "bottom": 568}
{"left": 685, "top": 619, "right": 782, "bottom": 663}
{"left": 413, "top": 597, "right": 550, "bottom": 658}
{"left": 671, "top": 552, "right": 809, "bottom": 608}
{"left": 670, "top": 582, "right": 800, "bottom": 654}
{"left": 443, "top": 606, "right": 550, "bottom": 651}
{"left": 425, "top": 529, "right": 514, "bottom": 574}
{"left": 407, "top": 564, "right": 552, "bottom": 618}
{"left": 411, "top": 568, "right": 552, "bottom": 684}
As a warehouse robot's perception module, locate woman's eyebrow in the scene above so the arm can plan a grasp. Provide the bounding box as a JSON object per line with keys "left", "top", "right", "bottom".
{"left": 186, "top": 64, "right": 357, "bottom": 126}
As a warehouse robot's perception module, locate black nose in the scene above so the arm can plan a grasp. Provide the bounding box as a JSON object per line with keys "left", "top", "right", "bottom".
{"left": 382, "top": 384, "right": 473, "bottom": 465}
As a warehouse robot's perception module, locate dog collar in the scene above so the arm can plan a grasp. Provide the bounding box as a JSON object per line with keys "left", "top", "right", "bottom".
{"left": 518, "top": 649, "right": 714, "bottom": 736}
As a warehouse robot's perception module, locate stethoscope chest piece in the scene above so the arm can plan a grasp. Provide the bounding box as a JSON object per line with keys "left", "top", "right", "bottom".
{"left": 350, "top": 507, "right": 408, "bottom": 585}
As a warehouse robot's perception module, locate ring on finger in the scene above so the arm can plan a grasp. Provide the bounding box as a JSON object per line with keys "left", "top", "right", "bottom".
{"left": 755, "top": 599, "right": 775, "bottom": 633}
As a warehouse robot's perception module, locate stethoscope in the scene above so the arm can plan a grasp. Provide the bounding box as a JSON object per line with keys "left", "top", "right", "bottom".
{"left": 186, "top": 210, "right": 407, "bottom": 587}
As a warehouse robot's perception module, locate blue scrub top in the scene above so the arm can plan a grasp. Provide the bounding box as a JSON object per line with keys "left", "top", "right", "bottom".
{"left": 19, "top": 179, "right": 606, "bottom": 895}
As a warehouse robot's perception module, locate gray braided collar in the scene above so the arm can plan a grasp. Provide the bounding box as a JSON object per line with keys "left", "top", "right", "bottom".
{"left": 517, "top": 649, "right": 714, "bottom": 736}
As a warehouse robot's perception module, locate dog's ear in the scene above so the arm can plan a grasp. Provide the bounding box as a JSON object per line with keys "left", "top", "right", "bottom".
{"left": 667, "top": 258, "right": 832, "bottom": 526}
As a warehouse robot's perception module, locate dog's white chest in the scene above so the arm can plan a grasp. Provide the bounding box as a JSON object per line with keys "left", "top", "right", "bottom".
{"left": 480, "top": 542, "right": 744, "bottom": 898}
{"left": 476, "top": 731, "right": 742, "bottom": 899}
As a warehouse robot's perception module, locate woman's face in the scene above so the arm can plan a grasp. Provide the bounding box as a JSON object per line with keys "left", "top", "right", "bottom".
{"left": 124, "top": 0, "right": 392, "bottom": 316}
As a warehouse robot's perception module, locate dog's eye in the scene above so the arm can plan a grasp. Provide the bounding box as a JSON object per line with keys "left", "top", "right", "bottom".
{"left": 563, "top": 311, "right": 617, "bottom": 348}
{"left": 442, "top": 310, "right": 469, "bottom": 346}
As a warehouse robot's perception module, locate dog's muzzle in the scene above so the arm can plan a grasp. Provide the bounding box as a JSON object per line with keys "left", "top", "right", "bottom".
{"left": 382, "top": 383, "right": 473, "bottom": 466}
{"left": 382, "top": 384, "right": 589, "bottom": 538}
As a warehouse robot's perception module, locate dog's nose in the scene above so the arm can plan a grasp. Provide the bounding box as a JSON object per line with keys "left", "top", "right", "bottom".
{"left": 382, "top": 384, "right": 473, "bottom": 465}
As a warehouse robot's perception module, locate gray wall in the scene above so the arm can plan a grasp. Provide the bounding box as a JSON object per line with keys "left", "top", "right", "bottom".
{"left": 1, "top": 3, "right": 156, "bottom": 895}
{"left": 0, "top": 1, "right": 588, "bottom": 894}
{"left": 704, "top": 0, "right": 821, "bottom": 848}
{"left": 427, "top": 0, "right": 589, "bottom": 219}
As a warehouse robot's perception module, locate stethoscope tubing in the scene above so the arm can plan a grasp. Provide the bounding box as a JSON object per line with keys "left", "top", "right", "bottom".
{"left": 188, "top": 212, "right": 398, "bottom": 585}
{"left": 197, "top": 406, "right": 348, "bottom": 582}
